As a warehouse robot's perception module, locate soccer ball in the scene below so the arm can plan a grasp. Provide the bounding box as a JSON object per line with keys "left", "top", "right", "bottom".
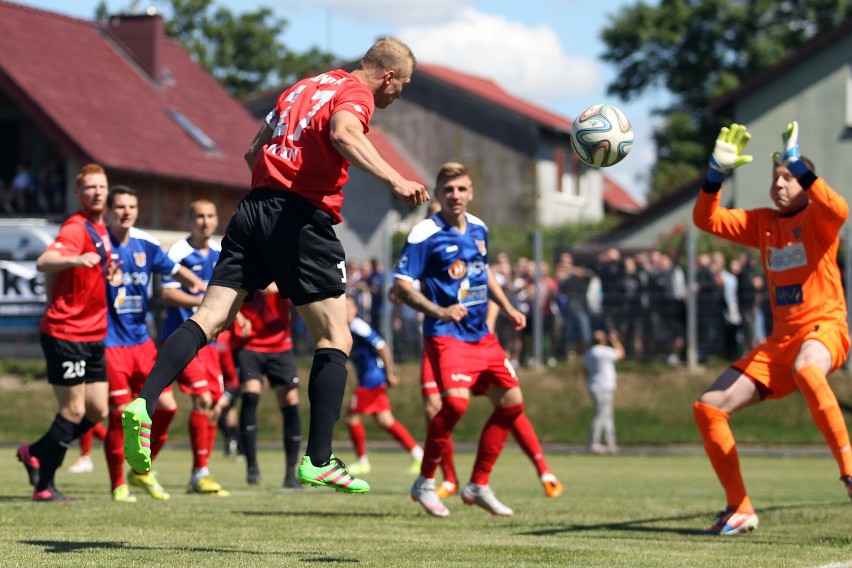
{"left": 570, "top": 104, "right": 633, "bottom": 168}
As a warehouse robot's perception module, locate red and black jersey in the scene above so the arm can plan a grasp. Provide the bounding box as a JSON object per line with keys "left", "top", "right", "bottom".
{"left": 39, "top": 212, "right": 111, "bottom": 341}
{"left": 235, "top": 293, "right": 294, "bottom": 353}
{"left": 251, "top": 69, "right": 375, "bottom": 224}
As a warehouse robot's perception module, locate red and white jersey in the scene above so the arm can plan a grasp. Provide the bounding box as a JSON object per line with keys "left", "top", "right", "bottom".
{"left": 39, "top": 212, "right": 111, "bottom": 341}
{"left": 693, "top": 177, "right": 848, "bottom": 338}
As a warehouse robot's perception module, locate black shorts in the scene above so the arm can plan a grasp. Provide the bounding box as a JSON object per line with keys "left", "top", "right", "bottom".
{"left": 40, "top": 333, "right": 107, "bottom": 386}
{"left": 237, "top": 348, "right": 300, "bottom": 390}
{"left": 210, "top": 189, "right": 347, "bottom": 305}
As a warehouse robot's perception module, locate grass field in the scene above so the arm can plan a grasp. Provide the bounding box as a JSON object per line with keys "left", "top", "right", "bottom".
{"left": 1, "top": 447, "right": 850, "bottom": 567}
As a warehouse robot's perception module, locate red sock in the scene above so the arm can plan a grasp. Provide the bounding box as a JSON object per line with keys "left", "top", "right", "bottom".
{"left": 693, "top": 400, "right": 752, "bottom": 510}
{"left": 794, "top": 365, "right": 852, "bottom": 477}
{"left": 386, "top": 420, "right": 417, "bottom": 452}
{"left": 79, "top": 428, "right": 94, "bottom": 456}
{"left": 471, "top": 404, "right": 523, "bottom": 485}
{"left": 422, "top": 396, "right": 468, "bottom": 479}
{"left": 91, "top": 421, "right": 107, "bottom": 441}
{"left": 105, "top": 410, "right": 125, "bottom": 490}
{"left": 206, "top": 420, "right": 218, "bottom": 459}
{"left": 189, "top": 410, "right": 209, "bottom": 470}
{"left": 441, "top": 437, "right": 457, "bottom": 485}
{"left": 511, "top": 412, "right": 550, "bottom": 475}
{"left": 348, "top": 421, "right": 367, "bottom": 458}
{"left": 150, "top": 407, "right": 177, "bottom": 461}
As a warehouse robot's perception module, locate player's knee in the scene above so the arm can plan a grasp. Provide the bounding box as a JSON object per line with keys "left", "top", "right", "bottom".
{"left": 440, "top": 396, "right": 469, "bottom": 423}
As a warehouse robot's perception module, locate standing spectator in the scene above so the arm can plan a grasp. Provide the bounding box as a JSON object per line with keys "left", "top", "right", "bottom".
{"left": 367, "top": 258, "right": 385, "bottom": 327}
{"left": 656, "top": 253, "right": 687, "bottom": 365}
{"left": 596, "top": 248, "right": 625, "bottom": 332}
{"left": 735, "top": 252, "right": 760, "bottom": 350}
{"left": 556, "top": 252, "right": 593, "bottom": 362}
{"left": 344, "top": 294, "right": 423, "bottom": 475}
{"left": 234, "top": 283, "right": 303, "bottom": 488}
{"left": 692, "top": 121, "right": 852, "bottom": 534}
{"left": 720, "top": 254, "right": 742, "bottom": 359}
{"left": 584, "top": 329, "right": 625, "bottom": 454}
{"left": 122, "top": 38, "right": 428, "bottom": 495}
{"left": 17, "top": 164, "right": 113, "bottom": 501}
{"left": 696, "top": 252, "right": 724, "bottom": 361}
{"left": 9, "top": 162, "right": 33, "bottom": 213}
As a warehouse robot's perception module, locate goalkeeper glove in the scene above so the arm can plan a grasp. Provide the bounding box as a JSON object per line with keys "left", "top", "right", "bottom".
{"left": 771, "top": 121, "right": 808, "bottom": 177}
{"left": 707, "top": 123, "right": 753, "bottom": 183}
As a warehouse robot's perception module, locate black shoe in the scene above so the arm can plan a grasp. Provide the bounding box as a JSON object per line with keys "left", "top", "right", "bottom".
{"left": 283, "top": 471, "right": 302, "bottom": 489}
{"left": 246, "top": 465, "right": 262, "bottom": 485}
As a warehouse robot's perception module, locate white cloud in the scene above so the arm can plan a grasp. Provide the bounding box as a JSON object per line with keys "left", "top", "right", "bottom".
{"left": 312, "top": 0, "right": 467, "bottom": 24}
{"left": 396, "top": 8, "right": 600, "bottom": 105}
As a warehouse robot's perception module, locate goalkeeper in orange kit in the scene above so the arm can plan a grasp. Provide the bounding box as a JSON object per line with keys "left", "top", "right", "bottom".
{"left": 692, "top": 121, "right": 852, "bottom": 535}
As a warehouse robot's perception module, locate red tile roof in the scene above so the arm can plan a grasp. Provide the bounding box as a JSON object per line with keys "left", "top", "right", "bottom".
{"left": 601, "top": 175, "right": 642, "bottom": 214}
{"left": 417, "top": 63, "right": 574, "bottom": 133}
{"left": 366, "top": 127, "right": 427, "bottom": 186}
{"left": 0, "top": 1, "right": 256, "bottom": 189}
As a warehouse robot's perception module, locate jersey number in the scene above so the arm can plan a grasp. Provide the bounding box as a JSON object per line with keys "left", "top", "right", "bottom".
{"left": 62, "top": 360, "right": 86, "bottom": 380}
{"left": 338, "top": 261, "right": 347, "bottom": 284}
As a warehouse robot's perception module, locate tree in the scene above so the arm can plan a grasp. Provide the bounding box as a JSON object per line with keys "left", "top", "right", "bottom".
{"left": 600, "top": 0, "right": 852, "bottom": 203}
{"left": 96, "top": 0, "right": 337, "bottom": 98}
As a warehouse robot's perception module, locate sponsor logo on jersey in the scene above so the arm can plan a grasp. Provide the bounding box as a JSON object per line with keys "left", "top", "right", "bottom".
{"left": 475, "top": 239, "right": 486, "bottom": 256}
{"left": 766, "top": 242, "right": 807, "bottom": 271}
{"left": 445, "top": 245, "right": 459, "bottom": 253}
{"left": 459, "top": 284, "right": 487, "bottom": 307}
{"left": 133, "top": 252, "right": 146, "bottom": 267}
{"left": 450, "top": 373, "right": 472, "bottom": 383}
{"left": 109, "top": 268, "right": 123, "bottom": 287}
{"left": 398, "top": 254, "right": 409, "bottom": 269}
{"left": 774, "top": 284, "right": 803, "bottom": 306}
{"left": 448, "top": 259, "right": 467, "bottom": 279}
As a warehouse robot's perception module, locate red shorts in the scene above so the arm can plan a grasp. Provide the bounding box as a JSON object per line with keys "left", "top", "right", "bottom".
{"left": 733, "top": 322, "right": 850, "bottom": 399}
{"left": 348, "top": 385, "right": 391, "bottom": 415}
{"left": 176, "top": 344, "right": 224, "bottom": 402}
{"left": 422, "top": 333, "right": 520, "bottom": 396}
{"left": 106, "top": 339, "right": 172, "bottom": 407}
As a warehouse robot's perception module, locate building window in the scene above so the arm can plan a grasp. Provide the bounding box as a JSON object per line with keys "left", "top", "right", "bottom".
{"left": 167, "top": 109, "right": 218, "bottom": 153}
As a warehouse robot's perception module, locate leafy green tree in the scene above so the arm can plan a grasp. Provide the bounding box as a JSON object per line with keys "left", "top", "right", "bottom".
{"left": 601, "top": 0, "right": 851, "bottom": 203}
{"left": 96, "top": 0, "right": 336, "bottom": 98}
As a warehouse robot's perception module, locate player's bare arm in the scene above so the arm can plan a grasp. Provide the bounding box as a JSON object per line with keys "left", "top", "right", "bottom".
{"left": 329, "top": 110, "right": 428, "bottom": 207}
{"left": 36, "top": 249, "right": 102, "bottom": 273}
{"left": 174, "top": 266, "right": 207, "bottom": 295}
{"left": 486, "top": 267, "right": 525, "bottom": 330}
{"left": 393, "top": 278, "right": 467, "bottom": 322}
{"left": 162, "top": 286, "right": 203, "bottom": 309}
{"left": 378, "top": 343, "right": 397, "bottom": 387}
{"left": 244, "top": 121, "right": 273, "bottom": 170}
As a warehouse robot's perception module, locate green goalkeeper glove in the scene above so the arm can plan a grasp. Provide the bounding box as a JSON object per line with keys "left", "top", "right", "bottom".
{"left": 771, "top": 121, "right": 808, "bottom": 177}
{"left": 707, "top": 123, "right": 753, "bottom": 183}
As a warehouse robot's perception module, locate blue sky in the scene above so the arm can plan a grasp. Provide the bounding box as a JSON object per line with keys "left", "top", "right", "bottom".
{"left": 13, "top": 0, "right": 665, "bottom": 203}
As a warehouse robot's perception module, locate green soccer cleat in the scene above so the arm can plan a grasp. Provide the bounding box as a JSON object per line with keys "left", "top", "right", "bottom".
{"left": 128, "top": 470, "right": 170, "bottom": 500}
{"left": 122, "top": 398, "right": 152, "bottom": 474}
{"left": 297, "top": 454, "right": 370, "bottom": 493}
{"left": 111, "top": 484, "right": 137, "bottom": 503}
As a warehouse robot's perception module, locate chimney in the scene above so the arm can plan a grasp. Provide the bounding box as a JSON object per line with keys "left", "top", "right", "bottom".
{"left": 107, "top": 14, "right": 164, "bottom": 80}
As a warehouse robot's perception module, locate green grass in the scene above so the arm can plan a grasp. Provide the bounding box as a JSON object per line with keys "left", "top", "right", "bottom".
{"left": 0, "top": 448, "right": 850, "bottom": 567}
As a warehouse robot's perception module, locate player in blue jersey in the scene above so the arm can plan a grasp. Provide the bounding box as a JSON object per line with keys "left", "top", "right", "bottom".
{"left": 343, "top": 294, "right": 423, "bottom": 475}
{"left": 101, "top": 185, "right": 205, "bottom": 502}
{"left": 395, "top": 162, "right": 532, "bottom": 517}
{"left": 161, "top": 200, "right": 231, "bottom": 495}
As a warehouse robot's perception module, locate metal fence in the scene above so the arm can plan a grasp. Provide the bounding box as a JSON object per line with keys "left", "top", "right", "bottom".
{"left": 3, "top": 223, "right": 852, "bottom": 372}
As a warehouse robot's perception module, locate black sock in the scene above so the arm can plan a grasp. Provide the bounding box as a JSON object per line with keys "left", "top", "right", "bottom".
{"left": 31, "top": 414, "right": 76, "bottom": 491}
{"left": 140, "top": 320, "right": 208, "bottom": 415}
{"left": 280, "top": 403, "right": 302, "bottom": 469}
{"left": 240, "top": 392, "right": 260, "bottom": 468}
{"left": 305, "top": 348, "right": 348, "bottom": 466}
{"left": 73, "top": 417, "right": 96, "bottom": 439}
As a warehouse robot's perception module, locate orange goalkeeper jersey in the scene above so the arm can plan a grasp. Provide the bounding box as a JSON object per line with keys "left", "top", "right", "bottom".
{"left": 693, "top": 177, "right": 848, "bottom": 338}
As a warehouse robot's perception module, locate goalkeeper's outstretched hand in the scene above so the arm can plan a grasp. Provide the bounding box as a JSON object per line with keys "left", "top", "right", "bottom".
{"left": 770, "top": 121, "right": 812, "bottom": 177}
{"left": 707, "top": 123, "right": 753, "bottom": 183}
